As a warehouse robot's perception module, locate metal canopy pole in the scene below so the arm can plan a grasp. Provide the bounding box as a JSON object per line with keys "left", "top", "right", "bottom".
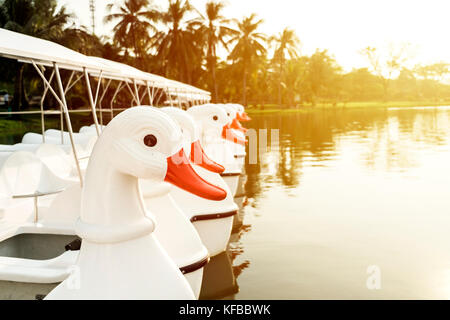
{"left": 54, "top": 63, "right": 83, "bottom": 187}
{"left": 39, "top": 69, "right": 55, "bottom": 142}
{"left": 167, "top": 87, "right": 173, "bottom": 106}
{"left": 65, "top": 73, "right": 83, "bottom": 94}
{"left": 133, "top": 79, "right": 141, "bottom": 105}
{"left": 125, "top": 81, "right": 138, "bottom": 106}
{"left": 110, "top": 81, "right": 124, "bottom": 118}
{"left": 136, "top": 85, "right": 148, "bottom": 105}
{"left": 189, "top": 92, "right": 194, "bottom": 108}
{"left": 98, "top": 78, "right": 112, "bottom": 126}
{"left": 84, "top": 67, "right": 101, "bottom": 136}
{"left": 151, "top": 85, "right": 156, "bottom": 104}
{"left": 32, "top": 61, "right": 83, "bottom": 186}
{"left": 176, "top": 89, "right": 182, "bottom": 108}
{"left": 149, "top": 81, "right": 153, "bottom": 107}
{"left": 31, "top": 61, "right": 66, "bottom": 144}
{"left": 64, "top": 71, "right": 76, "bottom": 94}
{"left": 155, "top": 88, "right": 164, "bottom": 106}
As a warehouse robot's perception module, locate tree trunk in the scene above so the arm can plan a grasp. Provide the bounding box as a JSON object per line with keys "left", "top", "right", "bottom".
{"left": 242, "top": 63, "right": 247, "bottom": 106}
{"left": 13, "top": 63, "right": 27, "bottom": 112}
{"left": 278, "top": 59, "right": 284, "bottom": 107}
{"left": 211, "top": 58, "right": 218, "bottom": 103}
{"left": 132, "top": 27, "right": 139, "bottom": 66}
{"left": 207, "top": 40, "right": 219, "bottom": 102}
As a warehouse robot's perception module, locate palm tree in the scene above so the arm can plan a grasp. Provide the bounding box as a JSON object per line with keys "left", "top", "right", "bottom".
{"left": 0, "top": 0, "right": 72, "bottom": 111}
{"left": 270, "top": 28, "right": 300, "bottom": 106}
{"left": 197, "top": 1, "right": 236, "bottom": 102}
{"left": 154, "top": 0, "right": 201, "bottom": 84}
{"left": 228, "top": 14, "right": 266, "bottom": 106}
{"left": 104, "top": 0, "right": 160, "bottom": 67}
{"left": 59, "top": 26, "right": 104, "bottom": 56}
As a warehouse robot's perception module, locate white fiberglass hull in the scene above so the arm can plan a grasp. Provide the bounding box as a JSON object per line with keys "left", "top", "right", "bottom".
{"left": 192, "top": 216, "right": 234, "bottom": 257}
{"left": 221, "top": 174, "right": 240, "bottom": 197}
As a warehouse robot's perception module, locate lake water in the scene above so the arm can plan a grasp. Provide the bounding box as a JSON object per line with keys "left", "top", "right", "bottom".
{"left": 202, "top": 106, "right": 450, "bottom": 300}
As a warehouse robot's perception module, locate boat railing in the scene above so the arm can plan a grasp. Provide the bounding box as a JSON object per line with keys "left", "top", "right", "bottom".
{"left": 12, "top": 188, "right": 65, "bottom": 223}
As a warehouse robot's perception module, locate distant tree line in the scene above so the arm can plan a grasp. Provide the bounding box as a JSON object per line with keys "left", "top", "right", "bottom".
{"left": 0, "top": 0, "right": 449, "bottom": 111}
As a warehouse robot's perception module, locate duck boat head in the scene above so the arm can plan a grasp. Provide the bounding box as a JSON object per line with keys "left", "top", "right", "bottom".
{"left": 187, "top": 104, "right": 246, "bottom": 146}
{"left": 222, "top": 104, "right": 248, "bottom": 134}
{"left": 46, "top": 107, "right": 226, "bottom": 300}
{"left": 231, "top": 104, "right": 251, "bottom": 122}
{"left": 161, "top": 107, "right": 225, "bottom": 174}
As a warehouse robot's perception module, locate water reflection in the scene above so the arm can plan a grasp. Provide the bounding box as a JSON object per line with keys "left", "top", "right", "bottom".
{"left": 200, "top": 175, "right": 252, "bottom": 300}
{"left": 199, "top": 250, "right": 239, "bottom": 300}
{"left": 234, "top": 106, "right": 450, "bottom": 299}
{"left": 244, "top": 107, "right": 450, "bottom": 204}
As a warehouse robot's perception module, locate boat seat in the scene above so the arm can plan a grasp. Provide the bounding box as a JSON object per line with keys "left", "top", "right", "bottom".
{"left": 0, "top": 250, "right": 78, "bottom": 284}
{"left": 0, "top": 144, "right": 81, "bottom": 185}
{"left": 22, "top": 132, "right": 95, "bottom": 156}
{"left": 0, "top": 152, "right": 42, "bottom": 197}
{"left": 0, "top": 144, "right": 39, "bottom": 153}
{"left": 35, "top": 144, "right": 77, "bottom": 181}
{"left": 79, "top": 124, "right": 105, "bottom": 135}
{"left": 45, "top": 129, "right": 96, "bottom": 145}
{"left": 0, "top": 151, "right": 75, "bottom": 222}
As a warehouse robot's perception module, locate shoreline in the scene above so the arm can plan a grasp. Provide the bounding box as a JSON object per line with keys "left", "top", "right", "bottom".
{"left": 245, "top": 101, "right": 450, "bottom": 113}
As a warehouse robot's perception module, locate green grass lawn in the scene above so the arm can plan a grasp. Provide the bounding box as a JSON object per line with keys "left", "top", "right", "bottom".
{"left": 246, "top": 101, "right": 450, "bottom": 114}
{"left": 0, "top": 112, "right": 94, "bottom": 144}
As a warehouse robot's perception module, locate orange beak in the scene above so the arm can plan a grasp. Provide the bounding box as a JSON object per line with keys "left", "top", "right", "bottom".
{"left": 222, "top": 123, "right": 247, "bottom": 146}
{"left": 231, "top": 118, "right": 248, "bottom": 133}
{"left": 190, "top": 140, "right": 225, "bottom": 174}
{"left": 237, "top": 112, "right": 251, "bottom": 122}
{"left": 165, "top": 149, "right": 227, "bottom": 201}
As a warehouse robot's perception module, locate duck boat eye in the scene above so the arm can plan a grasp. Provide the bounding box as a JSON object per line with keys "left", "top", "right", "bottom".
{"left": 144, "top": 134, "right": 157, "bottom": 147}
{"left": 213, "top": 115, "right": 218, "bottom": 121}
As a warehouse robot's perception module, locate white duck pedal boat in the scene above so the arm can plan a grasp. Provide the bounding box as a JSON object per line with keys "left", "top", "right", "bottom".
{"left": 0, "top": 114, "right": 228, "bottom": 298}
{"left": 46, "top": 106, "right": 227, "bottom": 299}
{"left": 20, "top": 122, "right": 227, "bottom": 295}
{"left": 187, "top": 105, "right": 243, "bottom": 196}
{"left": 219, "top": 104, "right": 247, "bottom": 168}
{"left": 139, "top": 181, "right": 208, "bottom": 298}
{"left": 0, "top": 150, "right": 82, "bottom": 300}
{"left": 229, "top": 103, "right": 252, "bottom": 123}
{"left": 71, "top": 109, "right": 238, "bottom": 258}
{"left": 160, "top": 107, "right": 238, "bottom": 256}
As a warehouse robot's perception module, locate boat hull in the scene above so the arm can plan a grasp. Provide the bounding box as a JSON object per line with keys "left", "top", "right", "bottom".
{"left": 193, "top": 216, "right": 234, "bottom": 257}
{"left": 221, "top": 174, "right": 240, "bottom": 197}
{"left": 184, "top": 268, "right": 204, "bottom": 299}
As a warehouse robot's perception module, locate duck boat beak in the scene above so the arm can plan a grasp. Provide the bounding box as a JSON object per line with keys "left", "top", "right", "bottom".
{"left": 165, "top": 149, "right": 227, "bottom": 201}
{"left": 222, "top": 123, "right": 247, "bottom": 146}
{"left": 237, "top": 112, "right": 251, "bottom": 122}
{"left": 231, "top": 118, "right": 248, "bottom": 133}
{"left": 190, "top": 140, "right": 225, "bottom": 174}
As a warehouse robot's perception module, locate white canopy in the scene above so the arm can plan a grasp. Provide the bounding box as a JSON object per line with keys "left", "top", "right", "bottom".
{"left": 88, "top": 56, "right": 167, "bottom": 88}
{"left": 0, "top": 28, "right": 119, "bottom": 74}
{"left": 89, "top": 56, "right": 210, "bottom": 96}
{"left": 0, "top": 27, "right": 210, "bottom": 99}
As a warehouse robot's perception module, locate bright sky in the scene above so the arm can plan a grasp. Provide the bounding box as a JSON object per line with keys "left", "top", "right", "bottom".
{"left": 60, "top": 0, "right": 450, "bottom": 72}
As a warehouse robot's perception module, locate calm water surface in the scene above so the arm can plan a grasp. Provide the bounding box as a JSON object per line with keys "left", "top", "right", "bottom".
{"left": 203, "top": 106, "right": 450, "bottom": 300}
